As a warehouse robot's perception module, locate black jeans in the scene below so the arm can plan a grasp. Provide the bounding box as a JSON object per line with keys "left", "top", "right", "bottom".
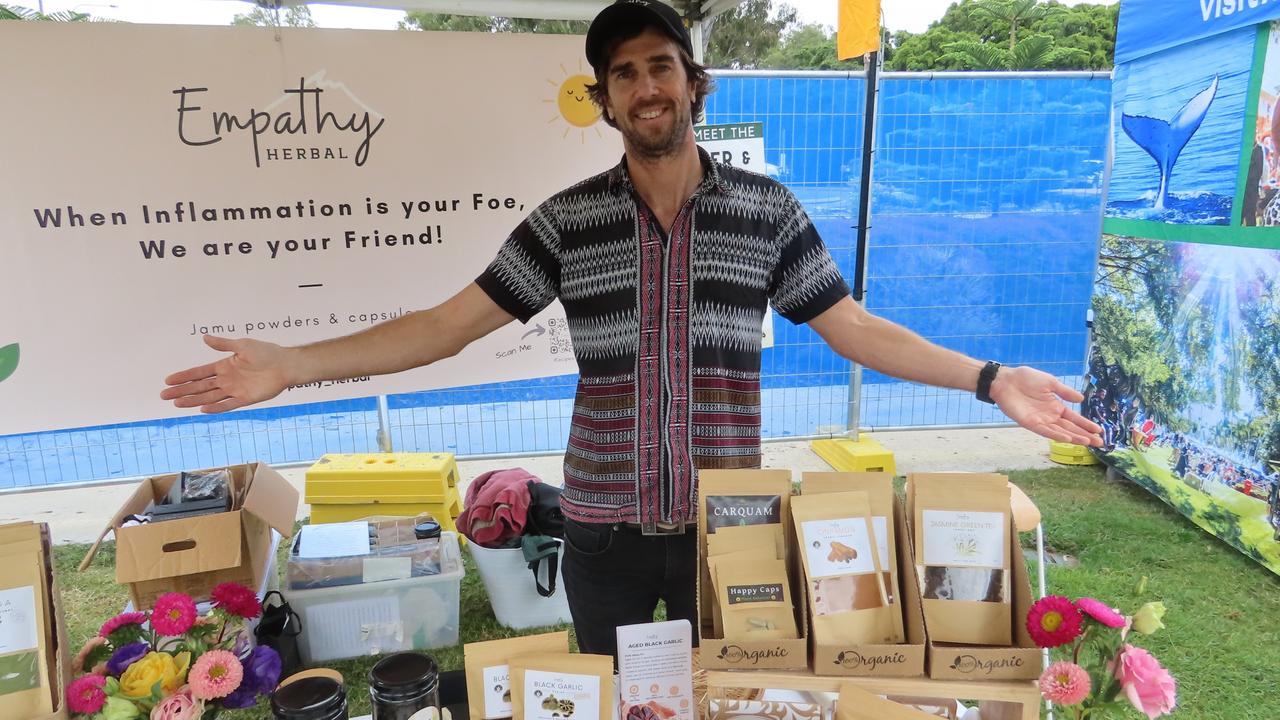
{"left": 561, "top": 518, "right": 698, "bottom": 659}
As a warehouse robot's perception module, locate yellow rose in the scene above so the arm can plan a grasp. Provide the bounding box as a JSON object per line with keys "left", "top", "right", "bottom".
{"left": 118, "top": 651, "right": 191, "bottom": 701}
{"left": 1132, "top": 601, "right": 1167, "bottom": 635}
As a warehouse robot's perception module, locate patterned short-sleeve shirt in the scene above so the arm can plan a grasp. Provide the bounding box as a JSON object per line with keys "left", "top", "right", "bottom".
{"left": 477, "top": 148, "right": 849, "bottom": 525}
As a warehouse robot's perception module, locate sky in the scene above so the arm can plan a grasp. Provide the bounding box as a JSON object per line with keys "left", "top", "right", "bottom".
{"left": 33, "top": 0, "right": 1102, "bottom": 34}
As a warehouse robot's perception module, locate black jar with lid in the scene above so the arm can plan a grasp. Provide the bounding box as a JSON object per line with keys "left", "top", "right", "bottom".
{"left": 271, "top": 676, "right": 349, "bottom": 720}
{"left": 369, "top": 652, "right": 440, "bottom": 720}
{"left": 413, "top": 520, "right": 442, "bottom": 540}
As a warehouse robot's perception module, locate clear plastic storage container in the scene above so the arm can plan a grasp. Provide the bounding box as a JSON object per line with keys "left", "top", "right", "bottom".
{"left": 290, "top": 532, "right": 463, "bottom": 664}
{"left": 287, "top": 515, "right": 443, "bottom": 591}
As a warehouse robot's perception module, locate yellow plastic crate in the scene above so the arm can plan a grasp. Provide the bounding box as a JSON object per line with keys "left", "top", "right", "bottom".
{"left": 305, "top": 453, "right": 464, "bottom": 527}
{"left": 810, "top": 435, "right": 897, "bottom": 475}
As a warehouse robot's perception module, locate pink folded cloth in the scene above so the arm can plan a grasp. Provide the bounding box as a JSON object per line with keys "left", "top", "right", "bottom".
{"left": 456, "top": 467, "right": 539, "bottom": 548}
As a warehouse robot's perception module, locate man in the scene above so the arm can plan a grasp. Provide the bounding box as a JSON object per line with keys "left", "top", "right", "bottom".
{"left": 161, "top": 0, "right": 1101, "bottom": 657}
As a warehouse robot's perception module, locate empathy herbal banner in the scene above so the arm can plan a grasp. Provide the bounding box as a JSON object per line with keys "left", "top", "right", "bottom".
{"left": 0, "top": 22, "right": 622, "bottom": 436}
{"left": 1092, "top": 4, "right": 1280, "bottom": 574}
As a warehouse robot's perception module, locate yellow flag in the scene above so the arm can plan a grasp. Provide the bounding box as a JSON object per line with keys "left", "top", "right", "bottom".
{"left": 838, "top": 0, "right": 881, "bottom": 60}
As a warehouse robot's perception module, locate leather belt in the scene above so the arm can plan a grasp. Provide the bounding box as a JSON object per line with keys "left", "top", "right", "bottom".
{"left": 617, "top": 521, "right": 690, "bottom": 536}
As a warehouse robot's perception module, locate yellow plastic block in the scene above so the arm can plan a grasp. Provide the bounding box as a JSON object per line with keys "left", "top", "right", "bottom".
{"left": 305, "top": 453, "right": 465, "bottom": 528}
{"left": 810, "top": 435, "right": 897, "bottom": 474}
{"left": 1048, "top": 440, "right": 1099, "bottom": 466}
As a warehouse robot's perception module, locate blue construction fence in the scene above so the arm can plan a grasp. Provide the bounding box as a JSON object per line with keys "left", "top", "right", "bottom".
{"left": 1, "top": 71, "right": 1111, "bottom": 490}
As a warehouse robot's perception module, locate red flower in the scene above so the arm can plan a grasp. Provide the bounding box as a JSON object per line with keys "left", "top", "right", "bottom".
{"left": 1026, "top": 595, "right": 1084, "bottom": 648}
{"left": 211, "top": 582, "right": 261, "bottom": 619}
{"left": 152, "top": 592, "right": 198, "bottom": 636}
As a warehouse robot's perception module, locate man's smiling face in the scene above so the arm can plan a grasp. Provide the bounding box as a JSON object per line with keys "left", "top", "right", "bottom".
{"left": 603, "top": 27, "right": 696, "bottom": 159}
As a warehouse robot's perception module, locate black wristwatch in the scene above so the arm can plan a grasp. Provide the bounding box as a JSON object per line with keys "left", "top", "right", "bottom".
{"left": 976, "top": 361, "right": 1001, "bottom": 404}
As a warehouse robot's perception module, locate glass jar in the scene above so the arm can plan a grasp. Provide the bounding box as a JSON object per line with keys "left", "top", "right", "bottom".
{"left": 271, "top": 676, "right": 349, "bottom": 720}
{"left": 369, "top": 652, "right": 440, "bottom": 720}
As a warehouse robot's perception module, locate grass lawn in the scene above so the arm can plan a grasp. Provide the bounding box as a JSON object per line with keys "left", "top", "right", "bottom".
{"left": 55, "top": 465, "right": 1280, "bottom": 719}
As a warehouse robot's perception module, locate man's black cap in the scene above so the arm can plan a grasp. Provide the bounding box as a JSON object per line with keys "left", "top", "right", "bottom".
{"left": 586, "top": 0, "right": 694, "bottom": 72}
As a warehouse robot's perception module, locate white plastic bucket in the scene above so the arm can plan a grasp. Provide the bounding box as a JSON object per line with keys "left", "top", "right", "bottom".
{"left": 468, "top": 540, "right": 573, "bottom": 630}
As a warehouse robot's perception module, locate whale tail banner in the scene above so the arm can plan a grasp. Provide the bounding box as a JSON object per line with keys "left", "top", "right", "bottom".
{"left": 1120, "top": 75, "right": 1219, "bottom": 210}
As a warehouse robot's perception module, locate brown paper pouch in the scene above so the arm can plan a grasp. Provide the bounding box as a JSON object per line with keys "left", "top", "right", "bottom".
{"left": 716, "top": 557, "right": 798, "bottom": 641}
{"left": 706, "top": 549, "right": 767, "bottom": 638}
{"left": 707, "top": 524, "right": 785, "bottom": 560}
{"left": 911, "top": 474, "right": 1012, "bottom": 645}
{"left": 463, "top": 631, "right": 569, "bottom": 720}
{"left": 792, "top": 492, "right": 896, "bottom": 645}
{"left": 698, "top": 470, "right": 792, "bottom": 626}
{"left": 510, "top": 653, "right": 613, "bottom": 720}
{"left": 802, "top": 473, "right": 905, "bottom": 642}
{"left": 0, "top": 523, "right": 54, "bottom": 718}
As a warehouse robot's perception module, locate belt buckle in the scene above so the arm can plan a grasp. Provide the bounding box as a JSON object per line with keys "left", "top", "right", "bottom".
{"left": 640, "top": 521, "right": 686, "bottom": 536}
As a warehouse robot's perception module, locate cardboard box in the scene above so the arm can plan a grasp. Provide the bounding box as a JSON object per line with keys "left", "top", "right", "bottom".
{"left": 810, "top": 497, "right": 926, "bottom": 678}
{"left": 0, "top": 522, "right": 70, "bottom": 720}
{"left": 80, "top": 462, "right": 298, "bottom": 609}
{"left": 697, "top": 469, "right": 809, "bottom": 671}
{"left": 905, "top": 475, "right": 1040, "bottom": 681}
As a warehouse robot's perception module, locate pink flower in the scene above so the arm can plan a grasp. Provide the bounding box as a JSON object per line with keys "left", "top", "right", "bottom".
{"left": 188, "top": 649, "right": 244, "bottom": 700}
{"left": 73, "top": 636, "right": 107, "bottom": 673}
{"left": 150, "top": 685, "right": 203, "bottom": 720}
{"left": 1025, "top": 595, "right": 1084, "bottom": 648}
{"left": 99, "top": 611, "right": 148, "bottom": 638}
{"left": 151, "top": 593, "right": 198, "bottom": 636}
{"left": 66, "top": 674, "right": 108, "bottom": 715}
{"left": 1039, "top": 661, "right": 1091, "bottom": 705}
{"left": 1076, "top": 597, "right": 1126, "bottom": 628}
{"left": 1114, "top": 644, "right": 1177, "bottom": 719}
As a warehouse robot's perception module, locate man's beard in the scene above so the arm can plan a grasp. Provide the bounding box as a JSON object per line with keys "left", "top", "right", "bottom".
{"left": 622, "top": 101, "right": 689, "bottom": 160}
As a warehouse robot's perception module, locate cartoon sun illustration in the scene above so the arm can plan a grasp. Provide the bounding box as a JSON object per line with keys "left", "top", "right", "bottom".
{"left": 546, "top": 61, "right": 603, "bottom": 142}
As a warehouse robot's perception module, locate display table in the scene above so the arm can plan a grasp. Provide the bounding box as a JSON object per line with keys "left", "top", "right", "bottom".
{"left": 703, "top": 670, "right": 1043, "bottom": 720}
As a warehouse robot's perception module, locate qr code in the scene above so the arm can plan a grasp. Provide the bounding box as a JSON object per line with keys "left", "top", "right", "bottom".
{"left": 547, "top": 317, "right": 573, "bottom": 355}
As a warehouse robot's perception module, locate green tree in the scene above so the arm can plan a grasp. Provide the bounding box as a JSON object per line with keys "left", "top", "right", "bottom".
{"left": 969, "top": 0, "right": 1060, "bottom": 49}
{"left": 760, "top": 23, "right": 863, "bottom": 70}
{"left": 0, "top": 5, "right": 88, "bottom": 21}
{"left": 232, "top": 4, "right": 315, "bottom": 27}
{"left": 1033, "top": 2, "right": 1118, "bottom": 68}
{"left": 400, "top": 12, "right": 586, "bottom": 35}
{"left": 940, "top": 32, "right": 1091, "bottom": 69}
{"left": 885, "top": 0, "right": 1117, "bottom": 71}
{"left": 887, "top": 27, "right": 981, "bottom": 71}
{"left": 704, "top": 0, "right": 798, "bottom": 69}
{"left": 1092, "top": 235, "right": 1196, "bottom": 432}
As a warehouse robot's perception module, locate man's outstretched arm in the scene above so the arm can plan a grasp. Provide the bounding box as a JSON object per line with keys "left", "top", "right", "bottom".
{"left": 808, "top": 296, "right": 1102, "bottom": 447}
{"left": 161, "top": 282, "right": 515, "bottom": 414}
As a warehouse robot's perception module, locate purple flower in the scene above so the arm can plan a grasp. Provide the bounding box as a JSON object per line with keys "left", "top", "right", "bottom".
{"left": 243, "top": 645, "right": 282, "bottom": 694}
{"left": 220, "top": 683, "right": 259, "bottom": 709}
{"left": 105, "top": 642, "right": 149, "bottom": 677}
{"left": 217, "top": 645, "right": 281, "bottom": 710}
